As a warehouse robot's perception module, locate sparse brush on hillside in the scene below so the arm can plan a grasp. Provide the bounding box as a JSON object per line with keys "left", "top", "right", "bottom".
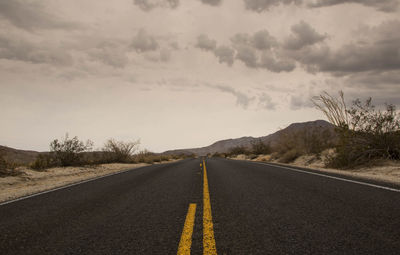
{"left": 0, "top": 154, "right": 19, "bottom": 177}
{"left": 313, "top": 91, "right": 400, "bottom": 168}
{"left": 274, "top": 126, "right": 336, "bottom": 163}
{"left": 102, "top": 139, "right": 140, "bottom": 163}
{"left": 228, "top": 146, "right": 250, "bottom": 157}
{"left": 251, "top": 139, "right": 271, "bottom": 155}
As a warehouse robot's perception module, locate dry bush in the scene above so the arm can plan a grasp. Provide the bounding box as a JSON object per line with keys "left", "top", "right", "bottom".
{"left": 102, "top": 139, "right": 140, "bottom": 163}
{"left": 49, "top": 133, "right": 93, "bottom": 167}
{"left": 228, "top": 146, "right": 250, "bottom": 157}
{"left": 251, "top": 139, "right": 271, "bottom": 155}
{"left": 0, "top": 154, "right": 19, "bottom": 177}
{"left": 30, "top": 154, "right": 57, "bottom": 170}
{"left": 313, "top": 91, "right": 400, "bottom": 168}
{"left": 274, "top": 127, "right": 335, "bottom": 163}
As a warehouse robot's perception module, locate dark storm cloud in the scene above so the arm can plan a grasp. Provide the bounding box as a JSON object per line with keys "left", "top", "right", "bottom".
{"left": 283, "top": 21, "right": 326, "bottom": 50}
{"left": 133, "top": 0, "right": 179, "bottom": 11}
{"left": 291, "top": 20, "right": 400, "bottom": 75}
{"left": 0, "top": 34, "right": 73, "bottom": 65}
{"left": 0, "top": 0, "right": 80, "bottom": 31}
{"left": 213, "top": 45, "right": 235, "bottom": 66}
{"left": 243, "top": 0, "right": 302, "bottom": 12}
{"left": 131, "top": 29, "right": 159, "bottom": 52}
{"left": 195, "top": 34, "right": 217, "bottom": 51}
{"left": 200, "top": 0, "right": 222, "bottom": 6}
{"left": 308, "top": 0, "right": 400, "bottom": 12}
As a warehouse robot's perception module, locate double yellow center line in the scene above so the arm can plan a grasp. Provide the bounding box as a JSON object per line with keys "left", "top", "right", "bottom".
{"left": 177, "top": 159, "right": 217, "bottom": 254}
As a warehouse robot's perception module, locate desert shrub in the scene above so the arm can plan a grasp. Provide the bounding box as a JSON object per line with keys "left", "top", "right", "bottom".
{"left": 251, "top": 139, "right": 271, "bottom": 155}
{"left": 30, "top": 154, "right": 57, "bottom": 170}
{"left": 0, "top": 154, "right": 19, "bottom": 177}
{"left": 212, "top": 152, "right": 226, "bottom": 158}
{"left": 279, "top": 148, "right": 302, "bottom": 163}
{"left": 228, "top": 146, "right": 250, "bottom": 156}
{"left": 313, "top": 91, "right": 400, "bottom": 168}
{"left": 274, "top": 126, "right": 335, "bottom": 162}
{"left": 50, "top": 133, "right": 93, "bottom": 167}
{"left": 102, "top": 139, "right": 140, "bottom": 163}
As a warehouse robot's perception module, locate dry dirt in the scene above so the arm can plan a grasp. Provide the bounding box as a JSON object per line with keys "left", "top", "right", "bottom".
{"left": 0, "top": 160, "right": 179, "bottom": 203}
{"left": 231, "top": 153, "right": 400, "bottom": 186}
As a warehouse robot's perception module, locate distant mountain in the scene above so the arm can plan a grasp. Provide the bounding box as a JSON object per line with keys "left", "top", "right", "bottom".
{"left": 164, "top": 120, "right": 335, "bottom": 156}
{"left": 0, "top": 146, "right": 41, "bottom": 165}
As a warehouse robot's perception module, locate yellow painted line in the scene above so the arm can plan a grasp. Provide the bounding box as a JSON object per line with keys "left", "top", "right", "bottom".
{"left": 177, "top": 203, "right": 197, "bottom": 255}
{"left": 203, "top": 160, "right": 217, "bottom": 254}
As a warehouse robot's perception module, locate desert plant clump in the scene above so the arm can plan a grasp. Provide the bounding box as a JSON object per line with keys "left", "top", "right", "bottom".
{"left": 251, "top": 139, "right": 271, "bottom": 155}
{"left": 273, "top": 127, "right": 335, "bottom": 163}
{"left": 0, "top": 154, "right": 19, "bottom": 177}
{"left": 228, "top": 146, "right": 250, "bottom": 157}
{"left": 102, "top": 139, "right": 140, "bottom": 163}
{"left": 30, "top": 154, "right": 57, "bottom": 170}
{"left": 313, "top": 91, "right": 400, "bottom": 168}
{"left": 49, "top": 133, "right": 94, "bottom": 167}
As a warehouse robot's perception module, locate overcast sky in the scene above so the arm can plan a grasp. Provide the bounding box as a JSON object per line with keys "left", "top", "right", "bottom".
{"left": 1, "top": 0, "right": 400, "bottom": 152}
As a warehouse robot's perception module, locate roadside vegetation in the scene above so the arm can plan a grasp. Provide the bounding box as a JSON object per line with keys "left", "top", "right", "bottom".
{"left": 220, "top": 91, "right": 400, "bottom": 170}
{"left": 0, "top": 153, "right": 19, "bottom": 177}
{"left": 312, "top": 91, "right": 400, "bottom": 168}
{"left": 26, "top": 134, "right": 190, "bottom": 172}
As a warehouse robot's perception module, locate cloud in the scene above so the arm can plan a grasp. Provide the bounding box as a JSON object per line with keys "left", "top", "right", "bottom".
{"left": 88, "top": 42, "right": 129, "bottom": 68}
{"left": 133, "top": 0, "right": 179, "bottom": 11}
{"left": 258, "top": 93, "right": 277, "bottom": 110}
{"left": 0, "top": 34, "right": 73, "bottom": 66}
{"left": 259, "top": 51, "right": 296, "bottom": 72}
{"left": 195, "top": 34, "right": 217, "bottom": 51}
{"left": 243, "top": 0, "right": 302, "bottom": 12}
{"left": 0, "top": 0, "right": 80, "bottom": 31}
{"left": 200, "top": 0, "right": 222, "bottom": 6}
{"left": 131, "top": 29, "right": 159, "bottom": 52}
{"left": 235, "top": 45, "right": 258, "bottom": 68}
{"left": 290, "top": 93, "right": 314, "bottom": 110}
{"left": 251, "top": 30, "right": 278, "bottom": 50}
{"left": 292, "top": 20, "right": 400, "bottom": 75}
{"left": 283, "top": 21, "right": 326, "bottom": 50}
{"left": 145, "top": 48, "right": 172, "bottom": 62}
{"left": 308, "top": 0, "right": 400, "bottom": 12}
{"left": 214, "top": 85, "right": 255, "bottom": 109}
{"left": 213, "top": 45, "right": 235, "bottom": 66}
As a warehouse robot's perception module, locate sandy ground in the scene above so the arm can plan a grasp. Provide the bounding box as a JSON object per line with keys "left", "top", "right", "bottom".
{"left": 0, "top": 160, "right": 179, "bottom": 203}
{"left": 231, "top": 154, "right": 400, "bottom": 186}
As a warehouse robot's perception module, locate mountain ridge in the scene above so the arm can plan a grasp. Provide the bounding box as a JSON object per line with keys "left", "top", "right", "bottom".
{"left": 164, "top": 119, "right": 334, "bottom": 155}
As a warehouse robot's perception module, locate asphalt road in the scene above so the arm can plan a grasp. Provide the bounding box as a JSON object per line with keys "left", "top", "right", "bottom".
{"left": 1, "top": 158, "right": 399, "bottom": 254}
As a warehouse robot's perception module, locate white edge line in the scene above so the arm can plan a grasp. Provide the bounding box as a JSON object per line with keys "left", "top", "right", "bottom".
{"left": 0, "top": 165, "right": 148, "bottom": 206}
{"left": 250, "top": 161, "right": 400, "bottom": 193}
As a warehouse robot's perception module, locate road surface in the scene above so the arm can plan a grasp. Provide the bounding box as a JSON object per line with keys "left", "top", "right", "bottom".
{"left": 1, "top": 158, "right": 399, "bottom": 254}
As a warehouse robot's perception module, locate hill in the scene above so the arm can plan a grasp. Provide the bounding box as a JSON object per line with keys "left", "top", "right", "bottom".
{"left": 0, "top": 146, "right": 41, "bottom": 165}
{"left": 164, "top": 120, "right": 334, "bottom": 156}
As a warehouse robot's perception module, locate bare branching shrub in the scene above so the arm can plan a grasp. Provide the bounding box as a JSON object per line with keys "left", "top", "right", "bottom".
{"left": 312, "top": 91, "right": 350, "bottom": 128}
{"left": 251, "top": 139, "right": 271, "bottom": 155}
{"left": 50, "top": 133, "right": 93, "bottom": 167}
{"left": 102, "top": 139, "right": 140, "bottom": 163}
{"left": 313, "top": 91, "right": 400, "bottom": 168}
